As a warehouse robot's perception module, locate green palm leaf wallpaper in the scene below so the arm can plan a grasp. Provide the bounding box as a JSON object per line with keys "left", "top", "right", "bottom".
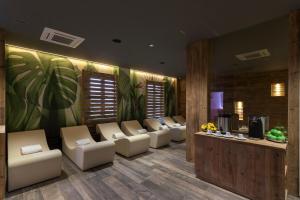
{"left": 5, "top": 45, "right": 177, "bottom": 147}
{"left": 6, "top": 46, "right": 117, "bottom": 147}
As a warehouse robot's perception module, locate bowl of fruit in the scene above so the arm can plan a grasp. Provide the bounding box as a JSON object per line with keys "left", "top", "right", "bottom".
{"left": 266, "top": 126, "right": 287, "bottom": 143}
{"left": 201, "top": 122, "right": 217, "bottom": 132}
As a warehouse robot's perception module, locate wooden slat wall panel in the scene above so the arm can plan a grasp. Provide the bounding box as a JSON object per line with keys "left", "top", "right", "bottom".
{"left": 186, "top": 40, "right": 211, "bottom": 161}
{"left": 179, "top": 70, "right": 288, "bottom": 128}
{"left": 210, "top": 70, "right": 288, "bottom": 128}
{"left": 0, "top": 29, "right": 5, "bottom": 199}
{"left": 82, "top": 70, "right": 117, "bottom": 127}
{"left": 288, "top": 10, "right": 300, "bottom": 196}
{"left": 146, "top": 81, "right": 165, "bottom": 119}
{"left": 195, "top": 134, "right": 287, "bottom": 200}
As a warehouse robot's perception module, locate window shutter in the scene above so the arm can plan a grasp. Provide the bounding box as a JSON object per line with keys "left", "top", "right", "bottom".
{"left": 82, "top": 70, "right": 117, "bottom": 126}
{"left": 146, "top": 80, "right": 165, "bottom": 118}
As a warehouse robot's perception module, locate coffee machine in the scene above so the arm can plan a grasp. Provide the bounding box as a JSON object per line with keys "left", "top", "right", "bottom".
{"left": 248, "top": 116, "right": 268, "bottom": 139}
{"left": 217, "top": 114, "right": 232, "bottom": 132}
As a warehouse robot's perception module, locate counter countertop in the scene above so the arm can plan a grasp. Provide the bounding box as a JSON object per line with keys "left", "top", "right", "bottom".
{"left": 195, "top": 132, "right": 287, "bottom": 151}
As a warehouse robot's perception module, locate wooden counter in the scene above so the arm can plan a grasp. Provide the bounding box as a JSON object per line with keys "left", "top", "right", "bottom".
{"left": 194, "top": 132, "right": 287, "bottom": 200}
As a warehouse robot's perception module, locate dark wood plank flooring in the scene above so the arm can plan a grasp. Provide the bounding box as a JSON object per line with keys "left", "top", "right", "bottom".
{"left": 5, "top": 142, "right": 299, "bottom": 200}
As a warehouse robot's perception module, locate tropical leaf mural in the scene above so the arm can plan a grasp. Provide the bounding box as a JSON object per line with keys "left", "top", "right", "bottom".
{"left": 42, "top": 57, "right": 78, "bottom": 109}
{"left": 129, "top": 71, "right": 145, "bottom": 123}
{"left": 84, "top": 62, "right": 97, "bottom": 72}
{"left": 164, "top": 77, "right": 176, "bottom": 116}
{"left": 116, "top": 68, "right": 132, "bottom": 122}
{"left": 6, "top": 50, "right": 45, "bottom": 131}
{"left": 6, "top": 84, "right": 41, "bottom": 131}
{"left": 129, "top": 70, "right": 177, "bottom": 119}
{"left": 5, "top": 46, "right": 117, "bottom": 146}
{"left": 6, "top": 51, "right": 46, "bottom": 106}
{"left": 6, "top": 46, "right": 177, "bottom": 148}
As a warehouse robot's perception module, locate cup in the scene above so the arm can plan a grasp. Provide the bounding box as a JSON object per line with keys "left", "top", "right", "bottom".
{"left": 215, "top": 131, "right": 222, "bottom": 137}
{"left": 238, "top": 133, "right": 244, "bottom": 139}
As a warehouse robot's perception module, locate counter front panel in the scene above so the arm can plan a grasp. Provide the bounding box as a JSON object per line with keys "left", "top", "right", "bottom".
{"left": 194, "top": 132, "right": 287, "bottom": 200}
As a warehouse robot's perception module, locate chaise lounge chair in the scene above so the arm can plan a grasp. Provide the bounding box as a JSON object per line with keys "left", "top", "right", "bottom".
{"left": 164, "top": 116, "right": 186, "bottom": 141}
{"left": 121, "top": 120, "right": 170, "bottom": 148}
{"left": 96, "top": 122, "right": 150, "bottom": 157}
{"left": 8, "top": 129, "right": 62, "bottom": 191}
{"left": 144, "top": 118, "right": 185, "bottom": 142}
{"left": 173, "top": 115, "right": 186, "bottom": 126}
{"left": 61, "top": 125, "right": 115, "bottom": 171}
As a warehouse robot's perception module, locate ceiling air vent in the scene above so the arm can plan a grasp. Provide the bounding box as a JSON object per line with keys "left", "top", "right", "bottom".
{"left": 40, "top": 27, "right": 85, "bottom": 48}
{"left": 235, "top": 49, "right": 270, "bottom": 61}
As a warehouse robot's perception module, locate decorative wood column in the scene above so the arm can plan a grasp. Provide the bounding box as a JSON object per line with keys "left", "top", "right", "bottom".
{"left": 0, "top": 28, "right": 5, "bottom": 199}
{"left": 186, "top": 40, "right": 211, "bottom": 161}
{"left": 288, "top": 10, "right": 300, "bottom": 196}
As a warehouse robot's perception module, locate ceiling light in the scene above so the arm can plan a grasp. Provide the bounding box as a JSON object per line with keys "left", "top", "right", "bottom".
{"left": 236, "top": 49, "right": 270, "bottom": 61}
{"left": 148, "top": 44, "right": 155, "bottom": 48}
{"left": 112, "top": 39, "right": 122, "bottom": 44}
{"left": 40, "top": 27, "right": 85, "bottom": 48}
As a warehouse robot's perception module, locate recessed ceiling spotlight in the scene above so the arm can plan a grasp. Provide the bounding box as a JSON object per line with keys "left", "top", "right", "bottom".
{"left": 160, "top": 61, "right": 165, "bottom": 65}
{"left": 112, "top": 38, "right": 122, "bottom": 44}
{"left": 148, "top": 44, "right": 155, "bottom": 48}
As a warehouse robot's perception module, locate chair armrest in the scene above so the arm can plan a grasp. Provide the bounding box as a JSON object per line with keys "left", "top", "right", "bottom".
{"left": 126, "top": 134, "right": 150, "bottom": 143}
{"left": 148, "top": 130, "right": 168, "bottom": 137}
{"left": 76, "top": 141, "right": 115, "bottom": 153}
{"left": 146, "top": 130, "right": 171, "bottom": 148}
{"left": 9, "top": 150, "right": 62, "bottom": 168}
{"left": 8, "top": 150, "right": 62, "bottom": 191}
{"left": 115, "top": 135, "right": 150, "bottom": 157}
{"left": 74, "top": 141, "right": 115, "bottom": 170}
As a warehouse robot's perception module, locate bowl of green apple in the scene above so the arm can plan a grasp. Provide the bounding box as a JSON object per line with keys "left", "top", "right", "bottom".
{"left": 266, "top": 126, "right": 287, "bottom": 143}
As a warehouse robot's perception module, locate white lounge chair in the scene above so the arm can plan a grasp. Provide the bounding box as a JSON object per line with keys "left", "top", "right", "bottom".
{"left": 144, "top": 118, "right": 185, "bottom": 142}
{"left": 96, "top": 122, "right": 150, "bottom": 157}
{"left": 8, "top": 130, "right": 62, "bottom": 191}
{"left": 61, "top": 125, "right": 115, "bottom": 170}
{"left": 164, "top": 117, "right": 186, "bottom": 141}
{"left": 121, "top": 120, "right": 170, "bottom": 148}
{"left": 173, "top": 115, "right": 186, "bottom": 126}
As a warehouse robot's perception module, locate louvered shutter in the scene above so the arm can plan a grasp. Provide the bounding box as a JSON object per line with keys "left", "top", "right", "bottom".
{"left": 82, "top": 70, "right": 117, "bottom": 125}
{"left": 146, "top": 81, "right": 165, "bottom": 118}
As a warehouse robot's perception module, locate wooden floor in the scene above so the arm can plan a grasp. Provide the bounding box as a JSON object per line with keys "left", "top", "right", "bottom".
{"left": 5, "top": 142, "right": 300, "bottom": 200}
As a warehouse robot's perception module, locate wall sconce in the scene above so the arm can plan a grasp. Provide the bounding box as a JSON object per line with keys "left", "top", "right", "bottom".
{"left": 234, "top": 101, "right": 244, "bottom": 121}
{"left": 271, "top": 83, "right": 285, "bottom": 97}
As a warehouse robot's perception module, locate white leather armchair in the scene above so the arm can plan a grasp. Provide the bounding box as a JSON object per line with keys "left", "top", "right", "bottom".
{"left": 172, "top": 115, "right": 186, "bottom": 126}
{"left": 121, "top": 120, "right": 170, "bottom": 148}
{"left": 8, "top": 129, "right": 62, "bottom": 191}
{"left": 96, "top": 122, "right": 150, "bottom": 157}
{"left": 61, "top": 125, "right": 115, "bottom": 171}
